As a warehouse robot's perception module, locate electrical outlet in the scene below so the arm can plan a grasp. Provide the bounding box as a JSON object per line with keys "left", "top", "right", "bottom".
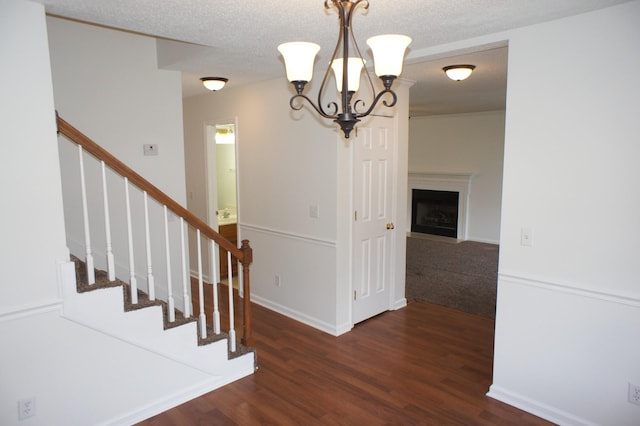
{"left": 275, "top": 275, "right": 281, "bottom": 287}
{"left": 18, "top": 397, "right": 36, "bottom": 420}
{"left": 520, "top": 227, "right": 533, "bottom": 247}
{"left": 629, "top": 382, "right": 640, "bottom": 406}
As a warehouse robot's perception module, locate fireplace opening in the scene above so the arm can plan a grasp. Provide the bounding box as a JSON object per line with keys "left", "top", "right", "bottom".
{"left": 411, "top": 189, "right": 459, "bottom": 238}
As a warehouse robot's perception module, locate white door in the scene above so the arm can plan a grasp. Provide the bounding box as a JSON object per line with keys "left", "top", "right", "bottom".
{"left": 352, "top": 122, "right": 395, "bottom": 324}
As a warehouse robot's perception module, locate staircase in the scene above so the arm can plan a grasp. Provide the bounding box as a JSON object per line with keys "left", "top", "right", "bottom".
{"left": 56, "top": 114, "right": 256, "bottom": 389}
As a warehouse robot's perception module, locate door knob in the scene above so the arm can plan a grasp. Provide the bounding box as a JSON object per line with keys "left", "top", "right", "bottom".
{"left": 386, "top": 223, "right": 395, "bottom": 230}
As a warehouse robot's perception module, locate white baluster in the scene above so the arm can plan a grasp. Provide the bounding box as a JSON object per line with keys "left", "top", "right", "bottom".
{"left": 210, "top": 240, "right": 220, "bottom": 334}
{"left": 78, "top": 145, "right": 95, "bottom": 285}
{"left": 227, "top": 251, "right": 236, "bottom": 352}
{"left": 143, "top": 192, "right": 155, "bottom": 300}
{"left": 196, "top": 230, "right": 207, "bottom": 338}
{"left": 180, "top": 218, "right": 190, "bottom": 317}
{"left": 163, "top": 206, "right": 175, "bottom": 322}
{"left": 124, "top": 178, "right": 138, "bottom": 304}
{"left": 101, "top": 161, "right": 115, "bottom": 281}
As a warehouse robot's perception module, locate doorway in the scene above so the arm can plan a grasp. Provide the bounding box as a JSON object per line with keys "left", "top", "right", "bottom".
{"left": 205, "top": 119, "right": 239, "bottom": 281}
{"left": 402, "top": 46, "right": 507, "bottom": 319}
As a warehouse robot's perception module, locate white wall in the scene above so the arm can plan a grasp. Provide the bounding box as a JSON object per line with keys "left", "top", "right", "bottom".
{"left": 0, "top": 309, "right": 215, "bottom": 425}
{"left": 408, "top": 111, "right": 505, "bottom": 243}
{"left": 0, "top": 2, "right": 214, "bottom": 424}
{"left": 0, "top": 0, "right": 68, "bottom": 313}
{"left": 489, "top": 2, "right": 640, "bottom": 425}
{"left": 47, "top": 17, "right": 189, "bottom": 307}
{"left": 183, "top": 78, "right": 410, "bottom": 335}
{"left": 184, "top": 80, "right": 342, "bottom": 332}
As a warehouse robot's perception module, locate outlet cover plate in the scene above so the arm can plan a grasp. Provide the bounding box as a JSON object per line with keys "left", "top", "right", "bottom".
{"left": 18, "top": 397, "right": 36, "bottom": 420}
{"left": 629, "top": 382, "right": 640, "bottom": 406}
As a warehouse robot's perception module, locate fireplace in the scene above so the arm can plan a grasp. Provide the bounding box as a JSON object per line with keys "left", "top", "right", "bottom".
{"left": 407, "top": 173, "right": 472, "bottom": 240}
{"left": 411, "top": 189, "right": 459, "bottom": 237}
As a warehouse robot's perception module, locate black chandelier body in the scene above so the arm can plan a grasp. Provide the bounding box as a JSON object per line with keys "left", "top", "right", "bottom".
{"left": 278, "top": 0, "right": 411, "bottom": 139}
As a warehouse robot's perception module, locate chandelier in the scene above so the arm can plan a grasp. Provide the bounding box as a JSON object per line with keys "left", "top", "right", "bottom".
{"left": 278, "top": 0, "right": 411, "bottom": 139}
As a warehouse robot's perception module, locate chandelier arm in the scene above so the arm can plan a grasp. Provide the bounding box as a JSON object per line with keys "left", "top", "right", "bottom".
{"left": 280, "top": 1, "right": 409, "bottom": 139}
{"left": 290, "top": 94, "right": 338, "bottom": 119}
{"left": 316, "top": 1, "right": 347, "bottom": 118}
{"left": 347, "top": 1, "right": 376, "bottom": 104}
{"left": 354, "top": 88, "right": 398, "bottom": 118}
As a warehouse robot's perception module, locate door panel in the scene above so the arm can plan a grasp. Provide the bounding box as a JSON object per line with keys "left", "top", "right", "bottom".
{"left": 353, "top": 124, "right": 394, "bottom": 324}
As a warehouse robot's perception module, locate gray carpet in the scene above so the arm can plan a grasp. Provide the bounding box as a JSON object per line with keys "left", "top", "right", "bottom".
{"left": 405, "top": 236, "right": 499, "bottom": 318}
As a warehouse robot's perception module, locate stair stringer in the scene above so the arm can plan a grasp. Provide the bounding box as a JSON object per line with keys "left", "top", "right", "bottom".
{"left": 58, "top": 260, "right": 255, "bottom": 379}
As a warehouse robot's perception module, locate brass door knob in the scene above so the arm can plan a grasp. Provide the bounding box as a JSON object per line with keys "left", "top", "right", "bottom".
{"left": 386, "top": 223, "right": 395, "bottom": 230}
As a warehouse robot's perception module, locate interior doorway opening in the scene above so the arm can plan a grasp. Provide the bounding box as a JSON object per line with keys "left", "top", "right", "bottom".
{"left": 206, "top": 119, "right": 239, "bottom": 280}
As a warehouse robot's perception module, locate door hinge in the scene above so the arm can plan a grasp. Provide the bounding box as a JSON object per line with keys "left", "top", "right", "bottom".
{"left": 354, "top": 210, "right": 358, "bottom": 221}
{"left": 354, "top": 290, "right": 357, "bottom": 301}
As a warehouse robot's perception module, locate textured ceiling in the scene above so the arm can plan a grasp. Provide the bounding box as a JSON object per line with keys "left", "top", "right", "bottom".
{"left": 39, "top": 0, "right": 631, "bottom": 115}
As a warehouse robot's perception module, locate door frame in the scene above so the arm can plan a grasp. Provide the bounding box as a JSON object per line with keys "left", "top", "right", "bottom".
{"left": 203, "top": 117, "right": 239, "bottom": 283}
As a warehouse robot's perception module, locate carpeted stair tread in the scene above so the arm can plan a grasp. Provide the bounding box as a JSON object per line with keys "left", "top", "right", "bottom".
{"left": 71, "top": 256, "right": 202, "bottom": 335}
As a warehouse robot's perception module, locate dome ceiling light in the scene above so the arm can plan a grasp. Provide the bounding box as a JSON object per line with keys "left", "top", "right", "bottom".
{"left": 200, "top": 77, "right": 228, "bottom": 91}
{"left": 442, "top": 65, "right": 476, "bottom": 81}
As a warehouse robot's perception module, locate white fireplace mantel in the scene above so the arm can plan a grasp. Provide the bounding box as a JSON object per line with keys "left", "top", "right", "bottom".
{"left": 407, "top": 173, "right": 474, "bottom": 240}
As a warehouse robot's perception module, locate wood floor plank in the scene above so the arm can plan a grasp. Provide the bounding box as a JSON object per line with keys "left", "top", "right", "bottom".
{"left": 138, "top": 301, "right": 554, "bottom": 425}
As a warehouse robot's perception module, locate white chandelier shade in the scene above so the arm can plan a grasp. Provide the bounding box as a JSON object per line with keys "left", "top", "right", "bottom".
{"left": 277, "top": 42, "right": 321, "bottom": 83}
{"left": 366, "top": 34, "right": 412, "bottom": 77}
{"left": 277, "top": 0, "right": 411, "bottom": 139}
{"left": 331, "top": 58, "right": 366, "bottom": 92}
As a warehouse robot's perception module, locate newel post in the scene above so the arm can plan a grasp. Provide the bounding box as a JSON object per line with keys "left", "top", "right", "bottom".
{"left": 240, "top": 239, "right": 254, "bottom": 347}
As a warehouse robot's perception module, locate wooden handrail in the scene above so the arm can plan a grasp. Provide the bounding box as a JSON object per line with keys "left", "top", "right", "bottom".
{"left": 56, "top": 113, "right": 253, "bottom": 346}
{"left": 57, "top": 115, "right": 246, "bottom": 259}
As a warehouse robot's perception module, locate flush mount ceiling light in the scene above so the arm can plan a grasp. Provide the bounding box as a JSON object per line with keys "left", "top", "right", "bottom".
{"left": 277, "top": 0, "right": 411, "bottom": 139}
{"left": 442, "top": 65, "right": 476, "bottom": 81}
{"left": 200, "top": 77, "right": 228, "bottom": 91}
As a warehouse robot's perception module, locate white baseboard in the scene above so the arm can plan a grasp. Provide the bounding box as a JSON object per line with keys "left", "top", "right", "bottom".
{"left": 106, "top": 369, "right": 253, "bottom": 426}
{"left": 487, "top": 385, "right": 597, "bottom": 426}
{"left": 251, "top": 294, "right": 347, "bottom": 336}
{"left": 392, "top": 297, "right": 407, "bottom": 311}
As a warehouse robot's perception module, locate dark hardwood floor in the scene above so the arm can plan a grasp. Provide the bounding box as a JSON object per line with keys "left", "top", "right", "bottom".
{"left": 139, "top": 301, "right": 553, "bottom": 425}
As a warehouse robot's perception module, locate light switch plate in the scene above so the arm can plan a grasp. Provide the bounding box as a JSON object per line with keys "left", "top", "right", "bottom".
{"left": 143, "top": 144, "right": 158, "bottom": 156}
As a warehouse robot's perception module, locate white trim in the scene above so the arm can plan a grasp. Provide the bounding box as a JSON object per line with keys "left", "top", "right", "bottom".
{"left": 498, "top": 272, "right": 640, "bottom": 308}
{"left": 392, "top": 297, "right": 407, "bottom": 311}
{"left": 240, "top": 223, "right": 336, "bottom": 247}
{"left": 251, "top": 294, "right": 352, "bottom": 336}
{"left": 102, "top": 373, "right": 249, "bottom": 426}
{"left": 0, "top": 299, "right": 63, "bottom": 322}
{"left": 407, "top": 172, "right": 473, "bottom": 240}
{"left": 487, "top": 385, "right": 598, "bottom": 426}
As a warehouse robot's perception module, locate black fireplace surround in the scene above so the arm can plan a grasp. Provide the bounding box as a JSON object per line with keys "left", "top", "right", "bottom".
{"left": 411, "top": 189, "right": 459, "bottom": 238}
